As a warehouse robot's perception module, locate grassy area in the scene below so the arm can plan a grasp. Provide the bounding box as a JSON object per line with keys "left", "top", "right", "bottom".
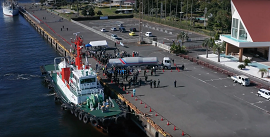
{"left": 94, "top": 7, "right": 118, "bottom": 16}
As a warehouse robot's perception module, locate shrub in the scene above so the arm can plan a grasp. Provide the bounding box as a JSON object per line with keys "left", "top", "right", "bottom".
{"left": 243, "top": 59, "right": 251, "bottom": 66}
{"left": 238, "top": 64, "right": 245, "bottom": 70}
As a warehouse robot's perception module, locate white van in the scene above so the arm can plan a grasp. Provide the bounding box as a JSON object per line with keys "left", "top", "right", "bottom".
{"left": 257, "top": 89, "right": 270, "bottom": 100}
{"left": 162, "top": 57, "right": 171, "bottom": 69}
{"left": 145, "top": 32, "right": 152, "bottom": 37}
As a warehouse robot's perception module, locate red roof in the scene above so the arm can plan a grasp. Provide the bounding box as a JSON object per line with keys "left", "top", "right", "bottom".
{"left": 233, "top": 0, "right": 270, "bottom": 42}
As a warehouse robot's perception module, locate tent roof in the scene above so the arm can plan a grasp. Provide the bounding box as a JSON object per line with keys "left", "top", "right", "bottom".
{"left": 89, "top": 40, "right": 108, "bottom": 47}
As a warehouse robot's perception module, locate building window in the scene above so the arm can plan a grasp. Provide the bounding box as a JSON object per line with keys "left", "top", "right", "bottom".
{"left": 231, "top": 18, "right": 238, "bottom": 38}
{"left": 239, "top": 21, "right": 247, "bottom": 40}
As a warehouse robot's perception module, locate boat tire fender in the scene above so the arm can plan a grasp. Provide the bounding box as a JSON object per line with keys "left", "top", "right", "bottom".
{"left": 83, "top": 115, "right": 89, "bottom": 124}
{"left": 90, "top": 117, "right": 98, "bottom": 127}
{"left": 78, "top": 112, "right": 83, "bottom": 121}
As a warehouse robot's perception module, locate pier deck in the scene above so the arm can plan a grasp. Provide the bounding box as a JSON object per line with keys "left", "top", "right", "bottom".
{"left": 20, "top": 4, "right": 270, "bottom": 137}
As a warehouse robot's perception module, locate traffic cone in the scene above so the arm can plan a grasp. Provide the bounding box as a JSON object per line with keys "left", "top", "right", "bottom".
{"left": 123, "top": 87, "right": 124, "bottom": 91}
{"left": 171, "top": 69, "right": 172, "bottom": 72}
{"left": 131, "top": 93, "right": 133, "bottom": 97}
{"left": 155, "top": 113, "right": 158, "bottom": 116}
{"left": 105, "top": 75, "right": 107, "bottom": 78}
{"left": 103, "top": 73, "right": 105, "bottom": 76}
{"left": 149, "top": 107, "right": 152, "bottom": 112}
{"left": 111, "top": 80, "right": 113, "bottom": 83}
{"left": 147, "top": 70, "right": 149, "bottom": 72}
{"left": 178, "top": 68, "right": 180, "bottom": 72}
{"left": 167, "top": 121, "right": 170, "bottom": 125}
{"left": 163, "top": 69, "right": 164, "bottom": 72}
{"left": 145, "top": 104, "right": 147, "bottom": 108}
{"left": 174, "top": 126, "right": 176, "bottom": 131}
{"left": 135, "top": 97, "right": 138, "bottom": 101}
{"left": 161, "top": 117, "right": 163, "bottom": 121}
{"left": 182, "top": 131, "right": 185, "bottom": 136}
{"left": 140, "top": 100, "right": 142, "bottom": 104}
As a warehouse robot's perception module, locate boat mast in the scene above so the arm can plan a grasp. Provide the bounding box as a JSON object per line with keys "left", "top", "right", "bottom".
{"left": 71, "top": 33, "right": 83, "bottom": 70}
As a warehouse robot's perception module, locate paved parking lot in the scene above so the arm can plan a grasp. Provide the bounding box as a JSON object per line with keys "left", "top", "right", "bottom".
{"left": 79, "top": 18, "right": 207, "bottom": 46}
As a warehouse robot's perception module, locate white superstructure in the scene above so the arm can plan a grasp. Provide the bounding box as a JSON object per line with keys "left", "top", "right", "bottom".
{"left": 55, "top": 58, "right": 104, "bottom": 105}
{"left": 2, "top": 0, "right": 19, "bottom": 16}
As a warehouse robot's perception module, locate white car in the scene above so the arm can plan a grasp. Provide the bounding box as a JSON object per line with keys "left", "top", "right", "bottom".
{"left": 101, "top": 28, "right": 106, "bottom": 32}
{"left": 257, "top": 89, "right": 270, "bottom": 100}
{"left": 111, "top": 27, "right": 117, "bottom": 31}
{"left": 145, "top": 32, "right": 152, "bottom": 37}
{"left": 111, "top": 34, "right": 118, "bottom": 39}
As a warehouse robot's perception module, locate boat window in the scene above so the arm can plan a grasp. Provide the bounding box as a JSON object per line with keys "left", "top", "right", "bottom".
{"left": 80, "top": 78, "right": 96, "bottom": 84}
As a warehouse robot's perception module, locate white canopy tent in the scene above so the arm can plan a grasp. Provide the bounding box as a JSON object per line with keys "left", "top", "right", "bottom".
{"left": 88, "top": 40, "right": 108, "bottom": 47}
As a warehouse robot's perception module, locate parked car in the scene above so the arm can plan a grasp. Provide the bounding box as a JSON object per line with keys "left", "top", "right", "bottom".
{"left": 119, "top": 27, "right": 126, "bottom": 32}
{"left": 130, "top": 28, "right": 136, "bottom": 32}
{"left": 231, "top": 75, "right": 250, "bottom": 86}
{"left": 111, "top": 27, "right": 117, "bottom": 31}
{"left": 118, "top": 24, "right": 124, "bottom": 27}
{"left": 129, "top": 32, "right": 135, "bottom": 36}
{"left": 101, "top": 28, "right": 106, "bottom": 32}
{"left": 111, "top": 34, "right": 118, "bottom": 39}
{"left": 145, "top": 32, "right": 153, "bottom": 37}
{"left": 257, "top": 89, "right": 270, "bottom": 100}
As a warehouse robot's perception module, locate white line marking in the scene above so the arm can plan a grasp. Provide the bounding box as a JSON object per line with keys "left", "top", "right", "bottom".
{"left": 233, "top": 95, "right": 270, "bottom": 114}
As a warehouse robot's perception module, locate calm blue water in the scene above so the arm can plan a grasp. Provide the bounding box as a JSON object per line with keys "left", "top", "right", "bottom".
{"left": 0, "top": 1, "right": 143, "bottom": 137}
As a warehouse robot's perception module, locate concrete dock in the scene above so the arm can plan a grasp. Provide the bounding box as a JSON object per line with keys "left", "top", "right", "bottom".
{"left": 19, "top": 3, "right": 270, "bottom": 137}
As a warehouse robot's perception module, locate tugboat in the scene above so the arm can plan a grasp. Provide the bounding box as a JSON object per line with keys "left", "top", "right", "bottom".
{"left": 40, "top": 33, "right": 126, "bottom": 132}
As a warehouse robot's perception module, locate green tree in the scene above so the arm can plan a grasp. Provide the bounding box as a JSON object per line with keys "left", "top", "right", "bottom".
{"left": 97, "top": 10, "right": 103, "bottom": 15}
{"left": 238, "top": 64, "right": 245, "bottom": 70}
{"left": 243, "top": 59, "right": 251, "bottom": 66}
{"left": 202, "top": 37, "right": 214, "bottom": 58}
{"left": 212, "top": 41, "right": 225, "bottom": 62}
{"left": 176, "top": 31, "right": 189, "bottom": 47}
{"left": 258, "top": 68, "right": 268, "bottom": 78}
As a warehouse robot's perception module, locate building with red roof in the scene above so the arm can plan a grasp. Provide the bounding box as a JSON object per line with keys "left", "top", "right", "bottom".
{"left": 220, "top": 0, "right": 270, "bottom": 61}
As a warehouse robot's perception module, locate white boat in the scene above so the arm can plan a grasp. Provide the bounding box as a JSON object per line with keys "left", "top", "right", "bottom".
{"left": 2, "top": 0, "right": 19, "bottom": 16}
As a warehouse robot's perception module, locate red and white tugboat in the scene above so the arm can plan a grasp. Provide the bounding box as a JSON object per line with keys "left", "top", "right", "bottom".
{"left": 40, "top": 33, "right": 126, "bottom": 132}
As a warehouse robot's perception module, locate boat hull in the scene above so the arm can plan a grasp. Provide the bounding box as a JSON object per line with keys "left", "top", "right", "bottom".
{"left": 3, "top": 6, "right": 18, "bottom": 16}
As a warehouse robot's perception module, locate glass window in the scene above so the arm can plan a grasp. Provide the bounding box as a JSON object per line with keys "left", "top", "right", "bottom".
{"left": 80, "top": 78, "right": 96, "bottom": 84}
{"left": 239, "top": 22, "right": 247, "bottom": 40}
{"left": 231, "top": 18, "right": 238, "bottom": 38}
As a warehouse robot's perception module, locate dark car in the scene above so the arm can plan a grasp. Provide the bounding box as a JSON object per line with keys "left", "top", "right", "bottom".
{"left": 130, "top": 28, "right": 136, "bottom": 32}
{"left": 119, "top": 27, "right": 126, "bottom": 33}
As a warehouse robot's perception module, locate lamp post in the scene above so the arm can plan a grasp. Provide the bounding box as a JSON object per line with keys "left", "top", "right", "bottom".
{"left": 179, "top": 11, "right": 184, "bottom": 22}
{"left": 204, "top": 7, "right": 207, "bottom": 27}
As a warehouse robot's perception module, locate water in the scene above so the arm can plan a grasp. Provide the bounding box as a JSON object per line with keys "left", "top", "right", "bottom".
{"left": 0, "top": 1, "right": 144, "bottom": 137}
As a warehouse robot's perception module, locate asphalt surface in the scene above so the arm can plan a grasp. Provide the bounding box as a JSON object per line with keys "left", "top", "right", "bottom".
{"left": 21, "top": 4, "right": 270, "bottom": 137}
{"left": 79, "top": 18, "right": 206, "bottom": 46}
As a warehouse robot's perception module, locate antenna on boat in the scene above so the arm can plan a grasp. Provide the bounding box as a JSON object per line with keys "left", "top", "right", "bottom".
{"left": 71, "top": 32, "right": 83, "bottom": 70}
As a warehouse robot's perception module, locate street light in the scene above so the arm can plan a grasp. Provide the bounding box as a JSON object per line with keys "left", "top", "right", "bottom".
{"left": 179, "top": 12, "right": 184, "bottom": 22}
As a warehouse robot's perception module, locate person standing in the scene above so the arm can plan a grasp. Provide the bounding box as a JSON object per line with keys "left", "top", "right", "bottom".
{"left": 96, "top": 63, "right": 98, "bottom": 71}
{"left": 153, "top": 80, "right": 156, "bottom": 88}
{"left": 139, "top": 78, "right": 142, "bottom": 86}
{"left": 144, "top": 69, "right": 146, "bottom": 76}
{"left": 174, "top": 80, "right": 177, "bottom": 87}
{"left": 145, "top": 75, "right": 148, "bottom": 82}
{"left": 157, "top": 79, "right": 160, "bottom": 88}
{"left": 150, "top": 80, "right": 152, "bottom": 88}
